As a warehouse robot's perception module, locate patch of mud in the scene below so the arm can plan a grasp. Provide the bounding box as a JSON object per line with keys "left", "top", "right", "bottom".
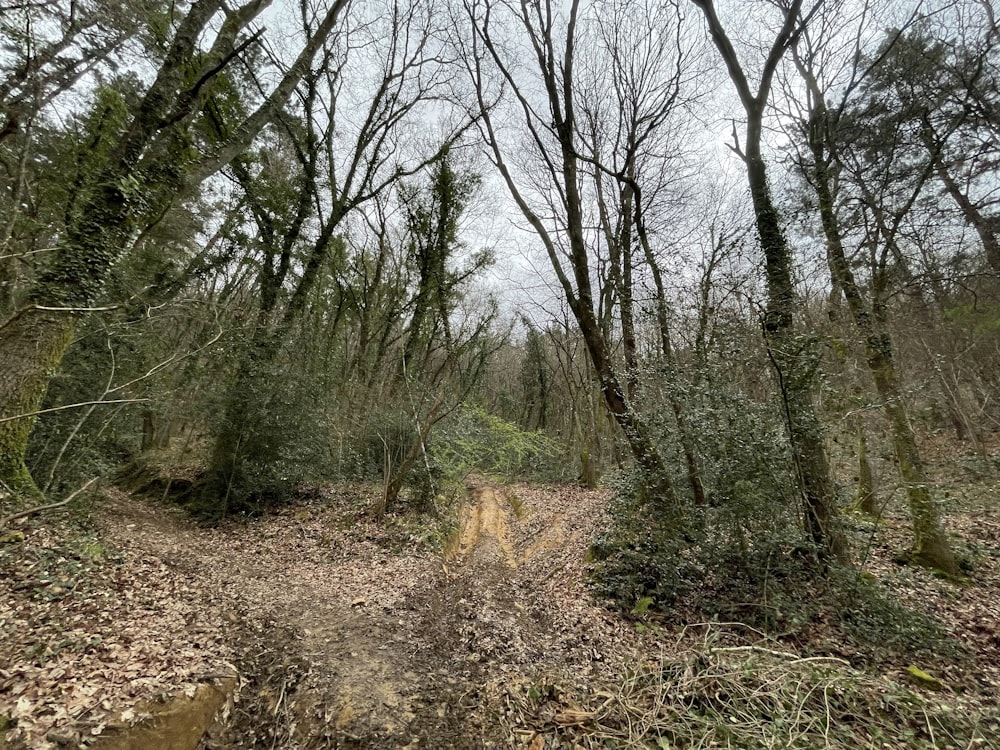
{"left": 83, "top": 481, "right": 628, "bottom": 749}
{"left": 446, "top": 487, "right": 517, "bottom": 567}
{"left": 446, "top": 487, "right": 577, "bottom": 571}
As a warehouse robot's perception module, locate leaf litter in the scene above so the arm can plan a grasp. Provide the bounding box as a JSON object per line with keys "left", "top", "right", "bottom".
{"left": 0, "top": 468, "right": 998, "bottom": 749}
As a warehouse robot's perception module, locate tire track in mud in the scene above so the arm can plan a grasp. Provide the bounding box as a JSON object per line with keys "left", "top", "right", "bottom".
{"left": 255, "top": 481, "right": 580, "bottom": 748}
{"left": 404, "top": 482, "right": 567, "bottom": 747}
{"left": 446, "top": 486, "right": 519, "bottom": 567}
{"left": 99, "top": 482, "right": 599, "bottom": 749}
{"left": 445, "top": 485, "right": 573, "bottom": 570}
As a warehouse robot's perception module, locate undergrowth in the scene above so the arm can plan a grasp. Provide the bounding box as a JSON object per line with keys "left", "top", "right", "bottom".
{"left": 433, "top": 405, "right": 571, "bottom": 484}
{"left": 589, "top": 478, "right": 961, "bottom": 664}
{"left": 489, "top": 634, "right": 997, "bottom": 749}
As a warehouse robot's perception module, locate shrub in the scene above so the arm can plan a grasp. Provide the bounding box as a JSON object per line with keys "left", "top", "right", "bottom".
{"left": 432, "top": 405, "right": 571, "bottom": 483}
{"left": 592, "top": 384, "right": 815, "bottom": 613}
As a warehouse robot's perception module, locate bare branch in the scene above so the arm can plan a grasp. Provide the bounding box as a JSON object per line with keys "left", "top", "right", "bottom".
{"left": 0, "top": 399, "right": 150, "bottom": 424}
{"left": 1, "top": 478, "right": 98, "bottom": 529}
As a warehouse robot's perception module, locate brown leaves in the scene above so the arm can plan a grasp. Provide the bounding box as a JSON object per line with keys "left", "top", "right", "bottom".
{"left": 0, "top": 494, "right": 233, "bottom": 749}
{"left": 5, "top": 469, "right": 996, "bottom": 748}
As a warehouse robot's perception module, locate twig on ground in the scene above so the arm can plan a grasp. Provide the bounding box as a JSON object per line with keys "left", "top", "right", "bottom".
{"left": 0, "top": 477, "right": 98, "bottom": 529}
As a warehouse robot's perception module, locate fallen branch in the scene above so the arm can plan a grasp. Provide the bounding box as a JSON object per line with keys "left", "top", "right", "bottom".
{"left": 710, "top": 645, "right": 851, "bottom": 668}
{"left": 28, "top": 304, "right": 119, "bottom": 313}
{"left": 711, "top": 645, "right": 801, "bottom": 660}
{"left": 0, "top": 477, "right": 99, "bottom": 529}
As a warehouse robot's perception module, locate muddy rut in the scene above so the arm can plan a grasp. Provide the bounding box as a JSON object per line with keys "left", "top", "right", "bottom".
{"left": 99, "top": 481, "right": 626, "bottom": 749}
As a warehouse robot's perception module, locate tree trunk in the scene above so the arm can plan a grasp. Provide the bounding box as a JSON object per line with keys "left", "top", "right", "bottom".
{"left": 0, "top": 168, "right": 136, "bottom": 497}
{"left": 0, "top": 308, "right": 76, "bottom": 497}
{"left": 381, "top": 397, "right": 444, "bottom": 514}
{"left": 618, "top": 180, "right": 639, "bottom": 401}
{"left": 634, "top": 197, "right": 706, "bottom": 506}
{"left": 694, "top": 0, "right": 846, "bottom": 562}
{"left": 141, "top": 410, "right": 173, "bottom": 452}
{"left": 579, "top": 450, "right": 599, "bottom": 489}
{"left": 921, "top": 121, "right": 1000, "bottom": 273}
{"left": 746, "top": 152, "right": 847, "bottom": 562}
{"left": 869, "top": 352, "right": 957, "bottom": 571}
{"left": 574, "top": 303, "right": 677, "bottom": 506}
{"left": 854, "top": 420, "right": 877, "bottom": 516}
{"left": 935, "top": 157, "right": 1000, "bottom": 272}
{"left": 197, "top": 320, "right": 283, "bottom": 512}
{"left": 559, "top": 137, "right": 678, "bottom": 508}
{"left": 812, "top": 140, "right": 958, "bottom": 574}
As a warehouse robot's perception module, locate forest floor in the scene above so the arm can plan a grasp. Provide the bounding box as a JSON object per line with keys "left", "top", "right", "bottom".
{"left": 2, "top": 460, "right": 1000, "bottom": 748}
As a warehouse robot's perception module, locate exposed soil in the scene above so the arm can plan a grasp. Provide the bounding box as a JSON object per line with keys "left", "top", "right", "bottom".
{"left": 3, "top": 465, "right": 1000, "bottom": 749}
{"left": 1, "top": 479, "right": 637, "bottom": 749}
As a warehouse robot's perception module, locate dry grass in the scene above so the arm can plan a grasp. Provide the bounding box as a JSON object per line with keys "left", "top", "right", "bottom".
{"left": 490, "top": 623, "right": 997, "bottom": 749}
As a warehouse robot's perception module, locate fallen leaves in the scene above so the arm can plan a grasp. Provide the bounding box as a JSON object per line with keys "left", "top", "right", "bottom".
{"left": 0, "top": 497, "right": 233, "bottom": 749}
{"left": 2, "top": 464, "right": 999, "bottom": 749}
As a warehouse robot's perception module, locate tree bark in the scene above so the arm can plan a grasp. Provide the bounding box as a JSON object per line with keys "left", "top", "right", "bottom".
{"left": 0, "top": 309, "right": 75, "bottom": 497}
{"left": 618, "top": 179, "right": 639, "bottom": 400}
{"left": 694, "top": 0, "right": 846, "bottom": 562}
{"left": 854, "top": 420, "right": 877, "bottom": 516}
{"left": 929, "top": 146, "right": 1000, "bottom": 273}
{"left": 808, "top": 113, "right": 958, "bottom": 573}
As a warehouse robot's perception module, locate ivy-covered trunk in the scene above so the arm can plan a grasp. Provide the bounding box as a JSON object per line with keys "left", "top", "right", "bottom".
{"left": 812, "top": 147, "right": 958, "bottom": 574}
{"left": 0, "top": 309, "right": 76, "bottom": 497}
{"left": 0, "top": 176, "right": 134, "bottom": 497}
{"left": 694, "top": 0, "right": 846, "bottom": 562}
{"left": 197, "top": 329, "right": 282, "bottom": 515}
{"left": 745, "top": 150, "right": 847, "bottom": 563}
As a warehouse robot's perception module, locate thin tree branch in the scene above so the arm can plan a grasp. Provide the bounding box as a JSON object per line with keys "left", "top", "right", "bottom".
{"left": 1, "top": 477, "right": 98, "bottom": 529}
{"left": 0, "top": 399, "right": 150, "bottom": 424}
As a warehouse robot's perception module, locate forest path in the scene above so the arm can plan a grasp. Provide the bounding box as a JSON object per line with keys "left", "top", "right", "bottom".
{"left": 8, "top": 469, "right": 1000, "bottom": 749}
{"left": 97, "top": 480, "right": 632, "bottom": 749}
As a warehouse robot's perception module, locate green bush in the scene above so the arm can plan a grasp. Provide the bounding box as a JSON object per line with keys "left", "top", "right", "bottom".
{"left": 432, "top": 404, "right": 571, "bottom": 483}
{"left": 188, "top": 334, "right": 333, "bottom": 520}
{"left": 592, "top": 382, "right": 816, "bottom": 613}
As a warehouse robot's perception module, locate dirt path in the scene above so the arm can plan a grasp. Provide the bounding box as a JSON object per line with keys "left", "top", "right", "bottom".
{"left": 7, "top": 470, "right": 1000, "bottom": 749}
{"left": 92, "top": 481, "right": 630, "bottom": 749}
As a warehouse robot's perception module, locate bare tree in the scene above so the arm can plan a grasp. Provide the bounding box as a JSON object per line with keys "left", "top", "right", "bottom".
{"left": 459, "top": 0, "right": 681, "bottom": 508}
{"left": 578, "top": 0, "right": 707, "bottom": 505}
{"left": 690, "top": 0, "right": 847, "bottom": 561}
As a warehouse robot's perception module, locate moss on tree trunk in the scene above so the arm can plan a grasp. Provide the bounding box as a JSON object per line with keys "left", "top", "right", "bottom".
{"left": 872, "top": 359, "right": 958, "bottom": 575}
{"left": 809, "top": 129, "right": 958, "bottom": 575}
{"left": 0, "top": 309, "right": 76, "bottom": 499}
